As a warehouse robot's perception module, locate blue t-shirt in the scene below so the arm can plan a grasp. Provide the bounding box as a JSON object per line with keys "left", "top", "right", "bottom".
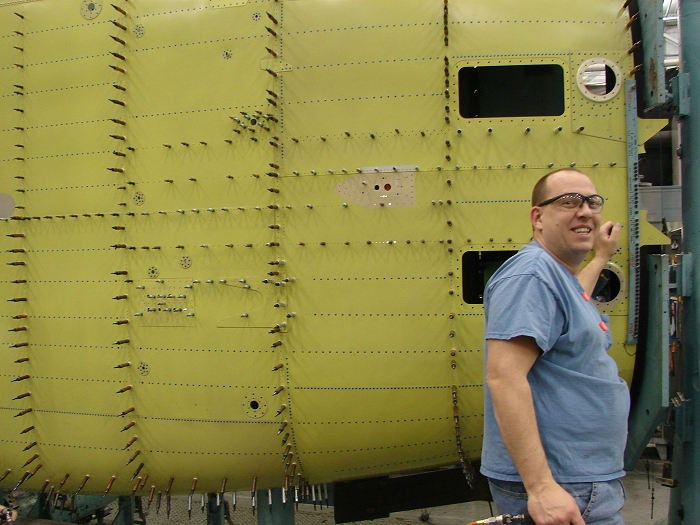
{"left": 480, "top": 241, "right": 630, "bottom": 483}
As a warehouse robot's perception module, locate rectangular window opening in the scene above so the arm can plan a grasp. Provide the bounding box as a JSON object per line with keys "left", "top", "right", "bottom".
{"left": 462, "top": 250, "right": 518, "bottom": 304}
{"left": 458, "top": 64, "right": 565, "bottom": 118}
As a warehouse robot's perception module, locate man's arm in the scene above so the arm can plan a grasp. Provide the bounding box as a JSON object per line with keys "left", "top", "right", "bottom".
{"left": 486, "top": 337, "right": 585, "bottom": 525}
{"left": 577, "top": 221, "right": 621, "bottom": 296}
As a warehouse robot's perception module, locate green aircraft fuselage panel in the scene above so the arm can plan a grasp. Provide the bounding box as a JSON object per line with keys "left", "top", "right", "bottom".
{"left": 0, "top": 0, "right": 662, "bottom": 496}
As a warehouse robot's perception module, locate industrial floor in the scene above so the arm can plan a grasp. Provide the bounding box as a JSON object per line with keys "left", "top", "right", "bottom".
{"left": 111, "top": 459, "right": 671, "bottom": 525}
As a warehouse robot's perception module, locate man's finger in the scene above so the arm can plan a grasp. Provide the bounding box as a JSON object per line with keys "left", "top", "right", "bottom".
{"left": 600, "top": 221, "right": 614, "bottom": 236}
{"left": 610, "top": 222, "right": 622, "bottom": 238}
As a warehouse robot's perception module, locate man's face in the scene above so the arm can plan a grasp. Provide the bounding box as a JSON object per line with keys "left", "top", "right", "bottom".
{"left": 530, "top": 171, "right": 601, "bottom": 273}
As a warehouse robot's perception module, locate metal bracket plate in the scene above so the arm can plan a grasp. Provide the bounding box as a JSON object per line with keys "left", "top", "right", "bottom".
{"left": 626, "top": 80, "right": 641, "bottom": 345}
{"left": 672, "top": 72, "right": 691, "bottom": 116}
{"left": 336, "top": 168, "right": 416, "bottom": 209}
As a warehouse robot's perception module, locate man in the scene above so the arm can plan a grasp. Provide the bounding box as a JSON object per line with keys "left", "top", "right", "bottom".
{"left": 0, "top": 505, "right": 16, "bottom": 525}
{"left": 481, "top": 169, "right": 629, "bottom": 525}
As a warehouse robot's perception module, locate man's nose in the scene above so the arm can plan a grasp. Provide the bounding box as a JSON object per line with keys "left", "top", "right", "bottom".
{"left": 577, "top": 200, "right": 594, "bottom": 216}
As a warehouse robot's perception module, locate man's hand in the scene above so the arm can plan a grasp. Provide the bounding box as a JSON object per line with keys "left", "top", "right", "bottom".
{"left": 577, "top": 221, "right": 621, "bottom": 296}
{"left": 594, "top": 221, "right": 621, "bottom": 261}
{"left": 527, "top": 480, "right": 585, "bottom": 525}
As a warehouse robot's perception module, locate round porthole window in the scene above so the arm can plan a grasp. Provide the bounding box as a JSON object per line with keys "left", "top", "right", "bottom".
{"left": 577, "top": 58, "right": 622, "bottom": 102}
{"left": 593, "top": 263, "right": 626, "bottom": 308}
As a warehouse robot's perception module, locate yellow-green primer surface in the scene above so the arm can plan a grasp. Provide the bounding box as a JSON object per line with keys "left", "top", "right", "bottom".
{"left": 0, "top": 0, "right": 666, "bottom": 496}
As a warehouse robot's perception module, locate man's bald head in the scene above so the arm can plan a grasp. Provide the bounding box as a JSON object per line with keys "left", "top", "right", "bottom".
{"left": 532, "top": 169, "right": 592, "bottom": 206}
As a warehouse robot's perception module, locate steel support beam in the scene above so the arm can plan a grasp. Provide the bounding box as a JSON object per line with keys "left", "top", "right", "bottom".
{"left": 673, "top": 1, "right": 700, "bottom": 523}
{"left": 625, "top": 255, "right": 670, "bottom": 470}
{"left": 207, "top": 493, "right": 225, "bottom": 525}
{"left": 256, "top": 489, "right": 293, "bottom": 525}
{"left": 112, "top": 496, "right": 134, "bottom": 525}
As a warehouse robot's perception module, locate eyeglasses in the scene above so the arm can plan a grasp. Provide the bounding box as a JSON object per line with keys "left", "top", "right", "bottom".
{"left": 536, "top": 193, "right": 605, "bottom": 213}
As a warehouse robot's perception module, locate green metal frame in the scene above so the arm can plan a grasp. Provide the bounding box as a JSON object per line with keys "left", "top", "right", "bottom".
{"left": 624, "top": 254, "right": 670, "bottom": 470}
{"left": 671, "top": 1, "right": 700, "bottom": 523}
{"left": 207, "top": 493, "right": 225, "bottom": 525}
{"left": 637, "top": 0, "right": 670, "bottom": 108}
{"left": 256, "top": 489, "right": 294, "bottom": 525}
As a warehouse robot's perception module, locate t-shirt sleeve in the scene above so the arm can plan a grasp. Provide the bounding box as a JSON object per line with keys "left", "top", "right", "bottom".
{"left": 485, "top": 273, "right": 564, "bottom": 353}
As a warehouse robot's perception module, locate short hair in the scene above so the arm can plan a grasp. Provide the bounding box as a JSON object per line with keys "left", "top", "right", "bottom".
{"left": 532, "top": 168, "right": 588, "bottom": 206}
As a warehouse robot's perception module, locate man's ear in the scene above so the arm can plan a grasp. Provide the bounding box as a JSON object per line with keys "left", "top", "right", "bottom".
{"left": 530, "top": 206, "right": 543, "bottom": 232}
